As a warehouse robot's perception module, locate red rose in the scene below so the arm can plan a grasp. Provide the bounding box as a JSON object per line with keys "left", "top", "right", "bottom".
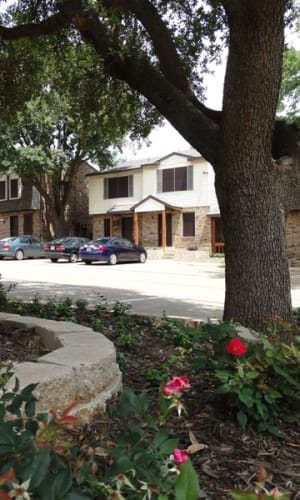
{"left": 226, "top": 339, "right": 247, "bottom": 355}
{"left": 162, "top": 376, "right": 191, "bottom": 397}
{"left": 173, "top": 449, "right": 188, "bottom": 464}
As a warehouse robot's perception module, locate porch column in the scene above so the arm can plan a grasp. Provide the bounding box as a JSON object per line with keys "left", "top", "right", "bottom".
{"left": 211, "top": 218, "right": 216, "bottom": 253}
{"left": 109, "top": 214, "right": 113, "bottom": 236}
{"left": 133, "top": 212, "right": 139, "bottom": 245}
{"left": 161, "top": 209, "right": 167, "bottom": 248}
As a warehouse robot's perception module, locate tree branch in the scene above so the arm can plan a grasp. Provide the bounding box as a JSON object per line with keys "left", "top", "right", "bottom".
{"left": 103, "top": 0, "right": 194, "bottom": 98}
{"left": 0, "top": 0, "right": 84, "bottom": 39}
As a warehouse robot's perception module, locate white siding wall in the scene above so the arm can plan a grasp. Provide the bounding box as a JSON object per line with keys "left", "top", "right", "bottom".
{"left": 89, "top": 169, "right": 142, "bottom": 214}
{"left": 88, "top": 153, "right": 214, "bottom": 214}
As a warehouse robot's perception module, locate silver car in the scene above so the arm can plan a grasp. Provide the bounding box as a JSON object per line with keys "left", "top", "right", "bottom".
{"left": 0, "top": 236, "right": 45, "bottom": 260}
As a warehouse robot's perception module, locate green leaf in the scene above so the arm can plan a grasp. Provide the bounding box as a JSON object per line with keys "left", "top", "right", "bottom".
{"left": 65, "top": 491, "right": 93, "bottom": 500}
{"left": 25, "top": 448, "right": 51, "bottom": 489}
{"left": 229, "top": 492, "right": 258, "bottom": 499}
{"left": 25, "top": 399, "right": 36, "bottom": 417}
{"left": 174, "top": 459, "right": 200, "bottom": 500}
{"left": 239, "top": 388, "right": 254, "bottom": 407}
{"left": 52, "top": 469, "right": 72, "bottom": 497}
{"left": 21, "top": 383, "right": 39, "bottom": 396}
{"left": 245, "top": 371, "right": 259, "bottom": 380}
{"left": 0, "top": 423, "right": 14, "bottom": 444}
{"left": 159, "top": 438, "right": 179, "bottom": 455}
{"left": 237, "top": 411, "right": 248, "bottom": 428}
{"left": 153, "top": 429, "right": 170, "bottom": 449}
{"left": 75, "top": 461, "right": 92, "bottom": 486}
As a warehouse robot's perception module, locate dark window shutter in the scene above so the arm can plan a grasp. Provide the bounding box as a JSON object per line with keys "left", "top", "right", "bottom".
{"left": 187, "top": 165, "right": 193, "bottom": 190}
{"left": 175, "top": 166, "right": 187, "bottom": 191}
{"left": 157, "top": 170, "right": 162, "bottom": 193}
{"left": 128, "top": 175, "right": 133, "bottom": 196}
{"left": 104, "top": 178, "right": 108, "bottom": 199}
{"left": 162, "top": 168, "right": 174, "bottom": 192}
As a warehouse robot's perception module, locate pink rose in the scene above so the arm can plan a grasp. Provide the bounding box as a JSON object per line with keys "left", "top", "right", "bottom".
{"left": 173, "top": 449, "right": 188, "bottom": 464}
{"left": 162, "top": 376, "right": 191, "bottom": 397}
{"left": 226, "top": 339, "right": 247, "bottom": 356}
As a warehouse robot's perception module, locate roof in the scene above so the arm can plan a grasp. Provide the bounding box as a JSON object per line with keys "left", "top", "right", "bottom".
{"left": 86, "top": 148, "right": 202, "bottom": 177}
{"left": 106, "top": 196, "right": 182, "bottom": 214}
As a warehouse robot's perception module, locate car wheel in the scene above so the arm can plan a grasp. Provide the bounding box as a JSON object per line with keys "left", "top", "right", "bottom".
{"left": 50, "top": 258, "right": 58, "bottom": 263}
{"left": 15, "top": 249, "right": 24, "bottom": 261}
{"left": 84, "top": 260, "right": 92, "bottom": 265}
{"left": 69, "top": 253, "right": 78, "bottom": 263}
{"left": 139, "top": 252, "right": 147, "bottom": 263}
{"left": 109, "top": 253, "right": 118, "bottom": 265}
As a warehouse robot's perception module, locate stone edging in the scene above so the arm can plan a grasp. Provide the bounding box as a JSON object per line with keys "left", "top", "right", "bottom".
{"left": 0, "top": 312, "right": 122, "bottom": 422}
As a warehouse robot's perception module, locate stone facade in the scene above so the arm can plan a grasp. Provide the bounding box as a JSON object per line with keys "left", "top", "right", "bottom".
{"left": 91, "top": 206, "right": 211, "bottom": 250}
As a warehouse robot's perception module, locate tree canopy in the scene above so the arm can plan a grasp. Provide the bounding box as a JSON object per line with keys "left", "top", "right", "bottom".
{"left": 0, "top": 13, "right": 162, "bottom": 236}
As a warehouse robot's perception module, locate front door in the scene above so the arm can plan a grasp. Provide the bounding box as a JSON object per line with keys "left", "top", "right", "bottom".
{"left": 158, "top": 213, "right": 172, "bottom": 246}
{"left": 121, "top": 217, "right": 133, "bottom": 240}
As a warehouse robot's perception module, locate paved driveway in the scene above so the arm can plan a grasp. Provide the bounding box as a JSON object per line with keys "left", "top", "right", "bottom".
{"left": 1, "top": 258, "right": 300, "bottom": 321}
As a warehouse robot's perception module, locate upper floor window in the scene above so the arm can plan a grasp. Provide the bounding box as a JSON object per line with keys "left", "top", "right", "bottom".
{"left": 0, "top": 175, "right": 21, "bottom": 201}
{"left": 104, "top": 175, "right": 133, "bottom": 199}
{"left": 157, "top": 165, "right": 193, "bottom": 193}
{"left": 10, "top": 178, "right": 20, "bottom": 199}
{"left": 0, "top": 177, "right": 7, "bottom": 201}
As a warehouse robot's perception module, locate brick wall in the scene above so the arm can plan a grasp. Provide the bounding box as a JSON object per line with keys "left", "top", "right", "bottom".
{"left": 286, "top": 210, "right": 300, "bottom": 258}
{"left": 0, "top": 211, "right": 43, "bottom": 241}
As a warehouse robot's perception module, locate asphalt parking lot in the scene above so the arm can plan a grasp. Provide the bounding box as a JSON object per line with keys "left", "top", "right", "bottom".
{"left": 1, "top": 257, "right": 300, "bottom": 321}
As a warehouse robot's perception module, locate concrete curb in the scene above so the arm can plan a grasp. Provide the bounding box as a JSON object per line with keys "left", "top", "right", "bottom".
{"left": 1, "top": 312, "right": 122, "bottom": 423}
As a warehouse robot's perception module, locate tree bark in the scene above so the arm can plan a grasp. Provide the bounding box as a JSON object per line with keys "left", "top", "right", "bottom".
{"left": 215, "top": 0, "right": 292, "bottom": 329}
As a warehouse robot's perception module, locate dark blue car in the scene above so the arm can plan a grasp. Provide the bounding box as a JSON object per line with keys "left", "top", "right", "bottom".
{"left": 79, "top": 237, "right": 147, "bottom": 265}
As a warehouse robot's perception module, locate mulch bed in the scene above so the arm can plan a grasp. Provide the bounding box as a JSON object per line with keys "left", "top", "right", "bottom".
{"left": 1, "top": 315, "right": 300, "bottom": 498}
{"left": 0, "top": 324, "right": 50, "bottom": 363}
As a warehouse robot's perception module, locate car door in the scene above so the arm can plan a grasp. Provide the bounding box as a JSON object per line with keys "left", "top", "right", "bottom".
{"left": 30, "top": 238, "right": 44, "bottom": 258}
{"left": 19, "top": 237, "right": 32, "bottom": 257}
{"left": 117, "top": 238, "right": 137, "bottom": 262}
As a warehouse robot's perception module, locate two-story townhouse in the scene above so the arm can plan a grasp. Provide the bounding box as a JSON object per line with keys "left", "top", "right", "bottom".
{"left": 88, "top": 148, "right": 300, "bottom": 258}
{"left": 0, "top": 162, "right": 93, "bottom": 241}
{"left": 87, "top": 149, "right": 219, "bottom": 253}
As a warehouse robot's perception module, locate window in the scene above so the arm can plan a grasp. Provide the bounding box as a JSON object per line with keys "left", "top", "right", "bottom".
{"left": 0, "top": 178, "right": 7, "bottom": 201}
{"left": 10, "top": 215, "right": 18, "bottom": 236}
{"left": 104, "top": 218, "right": 110, "bottom": 236}
{"left": 183, "top": 212, "right": 195, "bottom": 237}
{"left": 157, "top": 165, "right": 193, "bottom": 193}
{"left": 9, "top": 177, "right": 21, "bottom": 199}
{"left": 104, "top": 175, "right": 133, "bottom": 199}
{"left": 23, "top": 214, "right": 33, "bottom": 235}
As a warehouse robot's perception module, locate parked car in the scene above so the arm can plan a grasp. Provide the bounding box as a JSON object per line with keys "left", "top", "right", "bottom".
{"left": 0, "top": 236, "right": 45, "bottom": 260}
{"left": 79, "top": 237, "right": 147, "bottom": 265}
{"left": 44, "top": 236, "right": 91, "bottom": 263}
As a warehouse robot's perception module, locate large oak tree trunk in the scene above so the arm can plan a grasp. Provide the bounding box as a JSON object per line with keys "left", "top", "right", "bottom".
{"left": 214, "top": 0, "right": 292, "bottom": 330}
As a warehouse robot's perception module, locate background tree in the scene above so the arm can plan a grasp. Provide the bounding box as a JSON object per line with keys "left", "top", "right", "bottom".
{"left": 0, "top": 0, "right": 299, "bottom": 330}
{"left": 0, "top": 30, "right": 161, "bottom": 237}
{"left": 279, "top": 46, "right": 300, "bottom": 125}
